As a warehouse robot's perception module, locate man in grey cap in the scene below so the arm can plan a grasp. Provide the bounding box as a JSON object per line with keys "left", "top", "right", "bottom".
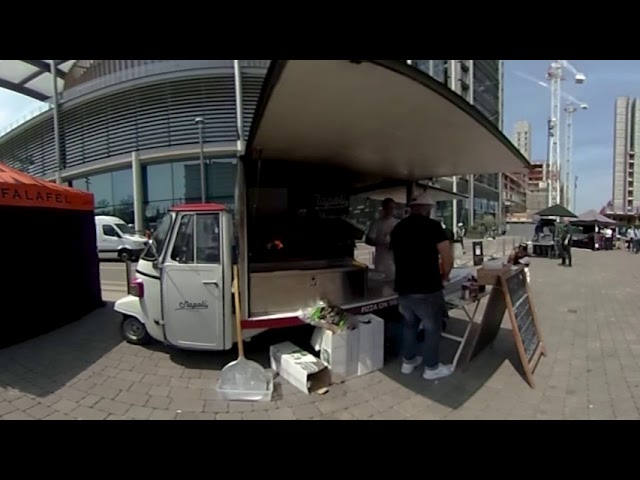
{"left": 390, "top": 191, "right": 454, "bottom": 381}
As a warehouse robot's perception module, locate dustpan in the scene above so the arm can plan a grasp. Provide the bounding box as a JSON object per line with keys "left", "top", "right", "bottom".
{"left": 216, "top": 265, "right": 272, "bottom": 402}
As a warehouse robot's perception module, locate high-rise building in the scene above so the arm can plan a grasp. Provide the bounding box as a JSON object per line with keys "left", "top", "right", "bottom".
{"left": 526, "top": 162, "right": 549, "bottom": 217}
{"left": 502, "top": 121, "right": 531, "bottom": 217}
{"left": 513, "top": 121, "right": 532, "bottom": 160}
{"left": 411, "top": 60, "right": 503, "bottom": 229}
{"left": 612, "top": 97, "right": 640, "bottom": 215}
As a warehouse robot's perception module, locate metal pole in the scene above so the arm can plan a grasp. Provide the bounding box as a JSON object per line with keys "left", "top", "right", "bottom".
{"left": 131, "top": 151, "right": 144, "bottom": 236}
{"left": 452, "top": 176, "right": 458, "bottom": 228}
{"left": 233, "top": 60, "right": 245, "bottom": 153}
{"left": 50, "top": 60, "right": 63, "bottom": 184}
{"left": 195, "top": 117, "right": 206, "bottom": 202}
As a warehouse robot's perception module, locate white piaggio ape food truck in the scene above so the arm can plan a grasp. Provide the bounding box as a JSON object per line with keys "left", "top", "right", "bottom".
{"left": 114, "top": 59, "right": 528, "bottom": 350}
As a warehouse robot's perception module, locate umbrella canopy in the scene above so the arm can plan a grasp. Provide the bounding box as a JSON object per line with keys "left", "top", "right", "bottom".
{"left": 535, "top": 203, "right": 578, "bottom": 218}
{"left": 0, "top": 162, "right": 93, "bottom": 211}
{"left": 571, "top": 209, "right": 616, "bottom": 226}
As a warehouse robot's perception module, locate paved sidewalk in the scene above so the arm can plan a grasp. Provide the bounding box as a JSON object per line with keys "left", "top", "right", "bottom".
{"left": 2, "top": 248, "right": 640, "bottom": 420}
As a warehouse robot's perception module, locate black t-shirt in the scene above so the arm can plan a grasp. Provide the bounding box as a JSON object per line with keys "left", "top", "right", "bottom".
{"left": 390, "top": 214, "right": 448, "bottom": 295}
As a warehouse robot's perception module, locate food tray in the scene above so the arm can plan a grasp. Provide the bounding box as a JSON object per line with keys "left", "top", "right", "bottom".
{"left": 215, "top": 371, "right": 274, "bottom": 402}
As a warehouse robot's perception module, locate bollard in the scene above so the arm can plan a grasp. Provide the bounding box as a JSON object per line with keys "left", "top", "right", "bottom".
{"left": 472, "top": 241, "right": 484, "bottom": 266}
{"left": 125, "top": 260, "right": 132, "bottom": 294}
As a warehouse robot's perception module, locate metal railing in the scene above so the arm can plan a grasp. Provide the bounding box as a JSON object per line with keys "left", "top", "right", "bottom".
{"left": 0, "top": 60, "right": 272, "bottom": 141}
{"left": 0, "top": 102, "right": 52, "bottom": 138}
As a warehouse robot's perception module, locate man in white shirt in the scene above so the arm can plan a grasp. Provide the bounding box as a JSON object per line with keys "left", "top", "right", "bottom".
{"left": 366, "top": 198, "right": 400, "bottom": 280}
{"left": 604, "top": 227, "right": 613, "bottom": 250}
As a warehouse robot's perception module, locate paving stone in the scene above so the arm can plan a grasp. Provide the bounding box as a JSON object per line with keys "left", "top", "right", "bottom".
{"left": 79, "top": 395, "right": 102, "bottom": 407}
{"left": 149, "top": 410, "right": 177, "bottom": 420}
{"left": 292, "top": 404, "right": 322, "bottom": 419}
{"left": 103, "top": 377, "right": 134, "bottom": 391}
{"left": 87, "top": 385, "right": 121, "bottom": 400}
{"left": 169, "top": 398, "right": 204, "bottom": 413}
{"left": 94, "top": 399, "right": 131, "bottom": 416}
{"left": 176, "top": 412, "right": 216, "bottom": 420}
{"left": 204, "top": 400, "right": 230, "bottom": 413}
{"left": 243, "top": 411, "right": 271, "bottom": 420}
{"left": 268, "top": 408, "right": 296, "bottom": 420}
{"left": 43, "top": 412, "right": 75, "bottom": 420}
{"left": 12, "top": 396, "right": 38, "bottom": 411}
{"left": 0, "top": 401, "right": 17, "bottom": 416}
{"left": 228, "top": 401, "right": 253, "bottom": 413}
{"left": 115, "top": 391, "right": 150, "bottom": 406}
{"left": 3, "top": 411, "right": 36, "bottom": 420}
{"left": 52, "top": 399, "right": 78, "bottom": 413}
{"left": 169, "top": 387, "right": 201, "bottom": 400}
{"left": 216, "top": 413, "right": 243, "bottom": 420}
{"left": 126, "top": 406, "right": 154, "bottom": 420}
{"left": 70, "top": 406, "right": 109, "bottom": 420}
{"left": 147, "top": 396, "right": 171, "bottom": 409}
{"left": 346, "top": 402, "right": 380, "bottom": 419}
{"left": 25, "top": 404, "right": 55, "bottom": 419}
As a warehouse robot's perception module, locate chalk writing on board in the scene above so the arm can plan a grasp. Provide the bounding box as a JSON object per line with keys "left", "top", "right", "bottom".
{"left": 506, "top": 269, "right": 540, "bottom": 362}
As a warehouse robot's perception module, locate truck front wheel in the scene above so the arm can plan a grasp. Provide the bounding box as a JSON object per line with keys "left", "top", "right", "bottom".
{"left": 118, "top": 249, "right": 132, "bottom": 262}
{"left": 121, "top": 316, "right": 152, "bottom": 345}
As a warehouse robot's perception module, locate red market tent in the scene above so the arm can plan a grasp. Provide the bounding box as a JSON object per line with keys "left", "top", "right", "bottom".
{"left": 0, "top": 163, "right": 103, "bottom": 347}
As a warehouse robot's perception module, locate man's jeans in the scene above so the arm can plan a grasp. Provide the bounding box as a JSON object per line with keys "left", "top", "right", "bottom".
{"left": 398, "top": 291, "right": 446, "bottom": 369}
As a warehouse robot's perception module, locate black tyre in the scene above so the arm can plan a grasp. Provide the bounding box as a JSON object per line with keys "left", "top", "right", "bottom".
{"left": 118, "top": 249, "right": 132, "bottom": 262}
{"left": 121, "top": 316, "right": 152, "bottom": 345}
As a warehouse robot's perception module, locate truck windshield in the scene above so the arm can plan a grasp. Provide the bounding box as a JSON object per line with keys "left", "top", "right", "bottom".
{"left": 141, "top": 214, "right": 173, "bottom": 262}
{"left": 115, "top": 223, "right": 135, "bottom": 235}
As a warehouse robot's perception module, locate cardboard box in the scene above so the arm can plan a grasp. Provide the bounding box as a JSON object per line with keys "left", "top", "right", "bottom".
{"left": 311, "top": 326, "right": 360, "bottom": 379}
{"left": 476, "top": 265, "right": 511, "bottom": 286}
{"left": 356, "top": 314, "right": 385, "bottom": 376}
{"left": 269, "top": 342, "right": 331, "bottom": 395}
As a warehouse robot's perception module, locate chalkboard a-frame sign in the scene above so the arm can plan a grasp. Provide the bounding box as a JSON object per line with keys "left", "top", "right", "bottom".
{"left": 501, "top": 266, "right": 546, "bottom": 388}
{"left": 467, "top": 265, "right": 546, "bottom": 388}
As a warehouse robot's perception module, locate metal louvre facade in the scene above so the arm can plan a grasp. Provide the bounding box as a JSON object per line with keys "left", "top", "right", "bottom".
{"left": 0, "top": 68, "right": 267, "bottom": 178}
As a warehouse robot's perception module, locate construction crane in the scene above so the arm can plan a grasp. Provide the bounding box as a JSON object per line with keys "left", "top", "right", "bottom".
{"left": 564, "top": 100, "right": 588, "bottom": 210}
{"left": 545, "top": 60, "right": 587, "bottom": 208}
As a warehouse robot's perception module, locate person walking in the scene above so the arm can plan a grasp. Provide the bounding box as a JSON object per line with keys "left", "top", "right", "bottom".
{"left": 390, "top": 191, "right": 454, "bottom": 381}
{"left": 604, "top": 227, "right": 613, "bottom": 250}
{"left": 560, "top": 221, "right": 573, "bottom": 267}
{"left": 365, "top": 198, "right": 399, "bottom": 280}
{"left": 456, "top": 222, "right": 467, "bottom": 254}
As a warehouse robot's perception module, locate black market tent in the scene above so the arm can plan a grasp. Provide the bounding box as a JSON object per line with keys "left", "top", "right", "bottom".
{"left": 535, "top": 204, "right": 578, "bottom": 218}
{"left": 0, "top": 162, "right": 102, "bottom": 348}
{"left": 571, "top": 209, "right": 616, "bottom": 227}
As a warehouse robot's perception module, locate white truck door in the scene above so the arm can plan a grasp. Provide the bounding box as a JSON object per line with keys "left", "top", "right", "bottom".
{"left": 100, "top": 223, "right": 120, "bottom": 260}
{"left": 161, "top": 212, "right": 226, "bottom": 350}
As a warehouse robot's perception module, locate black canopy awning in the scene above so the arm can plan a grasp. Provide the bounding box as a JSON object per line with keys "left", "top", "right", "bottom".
{"left": 535, "top": 204, "right": 578, "bottom": 218}
{"left": 246, "top": 60, "right": 529, "bottom": 180}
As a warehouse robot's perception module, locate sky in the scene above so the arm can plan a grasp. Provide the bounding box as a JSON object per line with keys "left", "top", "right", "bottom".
{"left": 504, "top": 60, "right": 640, "bottom": 213}
{"left": 1, "top": 60, "right": 639, "bottom": 213}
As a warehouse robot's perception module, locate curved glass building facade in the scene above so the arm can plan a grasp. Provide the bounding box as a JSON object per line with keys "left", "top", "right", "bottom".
{"left": 0, "top": 60, "right": 504, "bottom": 231}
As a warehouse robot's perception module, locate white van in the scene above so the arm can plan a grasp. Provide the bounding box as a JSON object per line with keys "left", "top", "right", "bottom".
{"left": 95, "top": 216, "right": 148, "bottom": 262}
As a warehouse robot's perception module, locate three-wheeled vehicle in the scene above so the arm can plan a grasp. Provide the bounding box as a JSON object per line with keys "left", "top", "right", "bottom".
{"left": 114, "top": 59, "right": 528, "bottom": 351}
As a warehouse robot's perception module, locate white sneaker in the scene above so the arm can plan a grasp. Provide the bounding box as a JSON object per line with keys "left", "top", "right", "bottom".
{"left": 422, "top": 363, "right": 454, "bottom": 380}
{"left": 401, "top": 356, "right": 423, "bottom": 374}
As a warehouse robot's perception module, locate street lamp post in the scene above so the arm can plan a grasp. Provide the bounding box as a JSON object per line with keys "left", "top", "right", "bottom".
{"left": 195, "top": 117, "right": 206, "bottom": 203}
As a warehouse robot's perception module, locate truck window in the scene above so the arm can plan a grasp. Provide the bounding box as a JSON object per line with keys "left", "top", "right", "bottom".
{"left": 195, "top": 214, "right": 221, "bottom": 264}
{"left": 171, "top": 214, "right": 195, "bottom": 264}
{"left": 141, "top": 213, "right": 172, "bottom": 262}
{"left": 102, "top": 224, "right": 119, "bottom": 238}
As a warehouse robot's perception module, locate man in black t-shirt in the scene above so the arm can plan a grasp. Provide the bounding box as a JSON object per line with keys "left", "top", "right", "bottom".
{"left": 390, "top": 192, "right": 455, "bottom": 381}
